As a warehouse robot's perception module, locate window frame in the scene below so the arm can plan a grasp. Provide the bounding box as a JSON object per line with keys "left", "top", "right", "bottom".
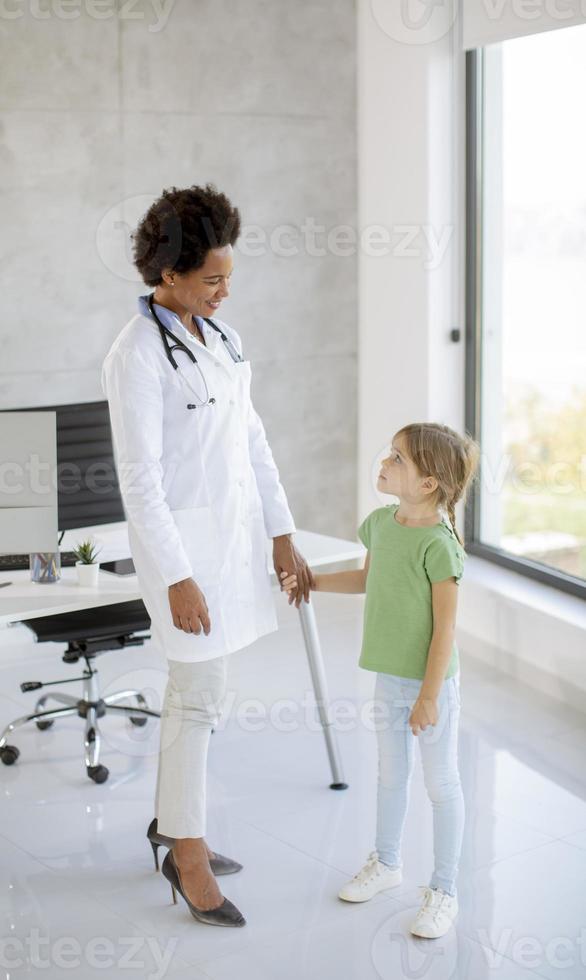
{"left": 464, "top": 48, "right": 586, "bottom": 602}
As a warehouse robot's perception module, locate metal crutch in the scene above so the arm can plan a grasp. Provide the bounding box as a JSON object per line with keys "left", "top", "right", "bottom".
{"left": 297, "top": 598, "right": 348, "bottom": 790}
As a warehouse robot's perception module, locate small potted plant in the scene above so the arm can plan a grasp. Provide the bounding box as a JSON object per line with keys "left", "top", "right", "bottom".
{"left": 73, "top": 539, "right": 102, "bottom": 587}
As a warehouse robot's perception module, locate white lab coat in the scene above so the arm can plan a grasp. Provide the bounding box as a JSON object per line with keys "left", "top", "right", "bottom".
{"left": 101, "top": 307, "right": 296, "bottom": 663}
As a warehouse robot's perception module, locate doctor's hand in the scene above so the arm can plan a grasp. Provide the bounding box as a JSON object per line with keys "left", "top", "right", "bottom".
{"left": 273, "top": 535, "right": 316, "bottom": 608}
{"left": 168, "top": 578, "right": 211, "bottom": 635}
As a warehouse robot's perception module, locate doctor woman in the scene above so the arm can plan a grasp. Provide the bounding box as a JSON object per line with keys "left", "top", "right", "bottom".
{"left": 101, "top": 183, "right": 315, "bottom": 928}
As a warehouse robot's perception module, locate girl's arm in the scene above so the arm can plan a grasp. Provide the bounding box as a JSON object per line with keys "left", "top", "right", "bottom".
{"left": 410, "top": 579, "right": 458, "bottom": 734}
{"left": 280, "top": 553, "right": 370, "bottom": 598}
{"left": 417, "top": 576, "right": 459, "bottom": 697}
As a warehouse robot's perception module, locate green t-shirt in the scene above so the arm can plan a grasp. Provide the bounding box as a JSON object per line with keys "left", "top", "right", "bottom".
{"left": 357, "top": 504, "right": 465, "bottom": 680}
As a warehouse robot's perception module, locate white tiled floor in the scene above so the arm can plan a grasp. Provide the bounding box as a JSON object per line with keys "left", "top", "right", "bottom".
{"left": 1, "top": 591, "right": 585, "bottom": 980}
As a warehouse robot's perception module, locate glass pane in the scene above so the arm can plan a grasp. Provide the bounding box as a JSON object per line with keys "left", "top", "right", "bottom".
{"left": 480, "top": 27, "right": 586, "bottom": 581}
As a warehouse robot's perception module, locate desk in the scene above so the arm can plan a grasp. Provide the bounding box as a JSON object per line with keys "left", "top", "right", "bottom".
{"left": 0, "top": 521, "right": 365, "bottom": 788}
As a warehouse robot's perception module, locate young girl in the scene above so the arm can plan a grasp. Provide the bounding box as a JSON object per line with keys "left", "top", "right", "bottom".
{"left": 281, "top": 422, "right": 479, "bottom": 939}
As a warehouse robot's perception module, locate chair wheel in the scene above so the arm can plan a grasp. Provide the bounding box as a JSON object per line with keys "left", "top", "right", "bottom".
{"left": 36, "top": 719, "right": 54, "bottom": 731}
{"left": 0, "top": 745, "right": 20, "bottom": 765}
{"left": 87, "top": 764, "right": 109, "bottom": 783}
{"left": 129, "top": 716, "right": 148, "bottom": 727}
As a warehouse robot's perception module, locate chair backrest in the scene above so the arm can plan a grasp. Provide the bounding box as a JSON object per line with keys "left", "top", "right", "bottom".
{"left": 1, "top": 401, "right": 125, "bottom": 531}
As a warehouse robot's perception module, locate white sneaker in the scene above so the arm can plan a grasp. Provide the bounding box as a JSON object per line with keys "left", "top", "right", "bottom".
{"left": 338, "top": 851, "right": 402, "bottom": 903}
{"left": 409, "top": 886, "right": 458, "bottom": 938}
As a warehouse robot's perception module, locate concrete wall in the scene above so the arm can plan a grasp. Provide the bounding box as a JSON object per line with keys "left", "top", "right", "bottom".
{"left": 0, "top": 0, "right": 357, "bottom": 538}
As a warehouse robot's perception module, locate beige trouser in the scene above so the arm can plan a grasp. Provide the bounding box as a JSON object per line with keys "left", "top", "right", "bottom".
{"left": 154, "top": 656, "right": 228, "bottom": 839}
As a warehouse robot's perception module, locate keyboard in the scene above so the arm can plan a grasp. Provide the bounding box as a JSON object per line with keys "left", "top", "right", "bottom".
{"left": 0, "top": 552, "right": 79, "bottom": 571}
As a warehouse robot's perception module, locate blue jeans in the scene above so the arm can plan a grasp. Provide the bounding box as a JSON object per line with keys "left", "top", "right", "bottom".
{"left": 374, "top": 671, "right": 464, "bottom": 896}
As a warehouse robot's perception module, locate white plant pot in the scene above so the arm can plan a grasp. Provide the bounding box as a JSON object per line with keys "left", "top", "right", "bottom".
{"left": 76, "top": 562, "right": 100, "bottom": 587}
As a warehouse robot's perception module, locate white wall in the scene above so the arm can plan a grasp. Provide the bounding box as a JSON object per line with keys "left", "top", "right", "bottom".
{"left": 356, "top": 0, "right": 586, "bottom": 707}
{"left": 357, "top": 0, "right": 466, "bottom": 520}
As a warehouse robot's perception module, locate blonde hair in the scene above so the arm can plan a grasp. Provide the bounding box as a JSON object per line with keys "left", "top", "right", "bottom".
{"left": 394, "top": 423, "right": 480, "bottom": 547}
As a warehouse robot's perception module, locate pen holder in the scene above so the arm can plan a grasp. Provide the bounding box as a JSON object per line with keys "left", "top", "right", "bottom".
{"left": 30, "top": 552, "right": 61, "bottom": 584}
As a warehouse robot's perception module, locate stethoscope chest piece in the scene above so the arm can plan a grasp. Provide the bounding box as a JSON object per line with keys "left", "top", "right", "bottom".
{"left": 187, "top": 398, "right": 216, "bottom": 410}
{"left": 147, "top": 293, "right": 242, "bottom": 410}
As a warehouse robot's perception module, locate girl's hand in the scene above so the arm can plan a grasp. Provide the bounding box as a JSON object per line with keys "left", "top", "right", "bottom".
{"left": 409, "top": 696, "right": 438, "bottom": 736}
{"left": 280, "top": 571, "right": 298, "bottom": 605}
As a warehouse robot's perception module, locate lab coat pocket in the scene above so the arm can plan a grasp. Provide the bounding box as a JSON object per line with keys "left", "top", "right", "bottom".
{"left": 232, "top": 360, "right": 252, "bottom": 398}
{"left": 169, "top": 505, "right": 220, "bottom": 584}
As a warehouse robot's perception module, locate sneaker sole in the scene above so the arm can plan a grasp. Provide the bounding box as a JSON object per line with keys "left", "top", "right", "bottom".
{"left": 338, "top": 875, "right": 403, "bottom": 903}
{"left": 410, "top": 912, "right": 458, "bottom": 938}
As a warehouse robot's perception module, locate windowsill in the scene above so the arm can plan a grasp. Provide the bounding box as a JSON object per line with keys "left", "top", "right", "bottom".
{"left": 462, "top": 554, "right": 586, "bottom": 631}
{"left": 458, "top": 554, "right": 586, "bottom": 710}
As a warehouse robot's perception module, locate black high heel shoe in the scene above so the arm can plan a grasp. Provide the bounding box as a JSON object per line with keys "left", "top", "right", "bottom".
{"left": 161, "top": 850, "right": 246, "bottom": 927}
{"left": 147, "top": 818, "right": 243, "bottom": 875}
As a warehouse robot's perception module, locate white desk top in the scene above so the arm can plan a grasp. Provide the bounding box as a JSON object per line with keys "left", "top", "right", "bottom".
{"left": 0, "top": 522, "right": 364, "bottom": 627}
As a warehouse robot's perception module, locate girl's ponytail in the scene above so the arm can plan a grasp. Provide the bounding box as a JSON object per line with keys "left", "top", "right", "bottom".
{"left": 447, "top": 495, "right": 463, "bottom": 547}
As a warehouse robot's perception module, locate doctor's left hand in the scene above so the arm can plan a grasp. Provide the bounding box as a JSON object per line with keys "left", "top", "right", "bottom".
{"left": 272, "top": 534, "right": 316, "bottom": 608}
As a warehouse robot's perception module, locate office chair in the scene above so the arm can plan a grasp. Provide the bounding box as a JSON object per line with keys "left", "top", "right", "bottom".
{"left": 0, "top": 401, "right": 159, "bottom": 783}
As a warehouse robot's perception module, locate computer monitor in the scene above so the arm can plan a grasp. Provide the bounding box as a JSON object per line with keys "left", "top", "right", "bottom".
{"left": 0, "top": 411, "right": 58, "bottom": 554}
{"left": 1, "top": 401, "right": 125, "bottom": 538}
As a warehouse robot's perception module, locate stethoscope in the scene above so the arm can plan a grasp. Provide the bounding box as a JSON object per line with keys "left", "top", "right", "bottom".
{"left": 147, "top": 293, "right": 244, "bottom": 410}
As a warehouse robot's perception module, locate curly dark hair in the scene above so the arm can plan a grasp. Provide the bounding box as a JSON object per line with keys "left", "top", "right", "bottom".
{"left": 131, "top": 183, "right": 241, "bottom": 287}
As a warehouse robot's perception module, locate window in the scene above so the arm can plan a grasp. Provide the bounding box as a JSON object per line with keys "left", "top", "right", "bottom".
{"left": 465, "top": 27, "right": 586, "bottom": 599}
